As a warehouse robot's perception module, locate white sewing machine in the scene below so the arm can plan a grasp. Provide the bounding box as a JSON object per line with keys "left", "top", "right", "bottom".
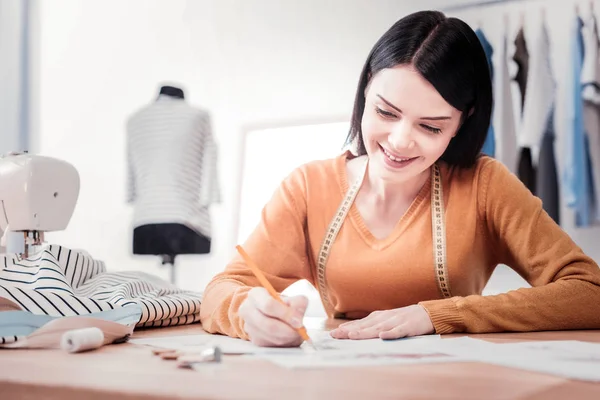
{"left": 0, "top": 153, "right": 79, "bottom": 258}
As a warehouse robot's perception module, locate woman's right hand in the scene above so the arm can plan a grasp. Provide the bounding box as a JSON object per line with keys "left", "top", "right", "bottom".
{"left": 239, "top": 287, "right": 308, "bottom": 347}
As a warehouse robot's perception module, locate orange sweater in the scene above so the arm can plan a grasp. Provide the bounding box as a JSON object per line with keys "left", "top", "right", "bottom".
{"left": 200, "top": 152, "right": 600, "bottom": 339}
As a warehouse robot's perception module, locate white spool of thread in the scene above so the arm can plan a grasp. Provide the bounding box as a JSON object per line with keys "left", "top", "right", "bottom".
{"left": 60, "top": 327, "right": 105, "bottom": 353}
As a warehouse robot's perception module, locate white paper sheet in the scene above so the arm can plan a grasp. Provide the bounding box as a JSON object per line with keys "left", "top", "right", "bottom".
{"left": 427, "top": 337, "right": 600, "bottom": 382}
{"left": 131, "top": 329, "right": 600, "bottom": 377}
{"left": 130, "top": 329, "right": 442, "bottom": 359}
{"left": 253, "top": 349, "right": 466, "bottom": 368}
{"left": 130, "top": 332, "right": 259, "bottom": 354}
{"left": 310, "top": 330, "right": 441, "bottom": 350}
{"left": 250, "top": 331, "right": 457, "bottom": 368}
{"left": 499, "top": 340, "right": 600, "bottom": 362}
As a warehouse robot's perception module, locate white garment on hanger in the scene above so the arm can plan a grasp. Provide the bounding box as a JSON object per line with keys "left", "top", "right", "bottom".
{"left": 581, "top": 15, "right": 600, "bottom": 222}
{"left": 519, "top": 19, "right": 556, "bottom": 165}
{"left": 582, "top": 15, "right": 600, "bottom": 103}
{"left": 126, "top": 95, "right": 221, "bottom": 239}
{"left": 494, "top": 27, "right": 518, "bottom": 174}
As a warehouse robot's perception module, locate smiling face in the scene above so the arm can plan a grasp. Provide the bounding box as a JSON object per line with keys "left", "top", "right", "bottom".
{"left": 361, "top": 64, "right": 463, "bottom": 183}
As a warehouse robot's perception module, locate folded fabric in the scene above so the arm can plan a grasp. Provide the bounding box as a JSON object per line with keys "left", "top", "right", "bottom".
{"left": 0, "top": 244, "right": 203, "bottom": 344}
{"left": 0, "top": 295, "right": 142, "bottom": 344}
{"left": 0, "top": 298, "right": 141, "bottom": 348}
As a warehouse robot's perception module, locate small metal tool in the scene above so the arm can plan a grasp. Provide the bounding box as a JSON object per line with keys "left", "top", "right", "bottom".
{"left": 177, "top": 346, "right": 223, "bottom": 368}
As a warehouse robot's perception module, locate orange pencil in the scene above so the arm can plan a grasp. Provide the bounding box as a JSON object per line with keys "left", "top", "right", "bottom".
{"left": 235, "top": 245, "right": 317, "bottom": 350}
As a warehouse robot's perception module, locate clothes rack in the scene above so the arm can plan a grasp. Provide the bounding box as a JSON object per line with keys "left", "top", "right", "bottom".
{"left": 441, "top": 0, "right": 527, "bottom": 12}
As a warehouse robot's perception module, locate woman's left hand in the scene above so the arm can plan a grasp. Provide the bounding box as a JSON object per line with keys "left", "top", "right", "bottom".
{"left": 329, "top": 305, "right": 435, "bottom": 340}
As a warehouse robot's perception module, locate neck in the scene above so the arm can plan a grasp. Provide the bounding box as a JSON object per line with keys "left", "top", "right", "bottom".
{"left": 365, "top": 166, "right": 430, "bottom": 206}
{"left": 158, "top": 85, "right": 185, "bottom": 99}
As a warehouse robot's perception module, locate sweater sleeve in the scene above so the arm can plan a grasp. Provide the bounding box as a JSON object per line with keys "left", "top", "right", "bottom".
{"left": 199, "top": 169, "right": 313, "bottom": 339}
{"left": 420, "top": 158, "right": 600, "bottom": 334}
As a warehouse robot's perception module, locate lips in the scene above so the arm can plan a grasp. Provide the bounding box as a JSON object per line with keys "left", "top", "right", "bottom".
{"left": 379, "top": 144, "right": 418, "bottom": 162}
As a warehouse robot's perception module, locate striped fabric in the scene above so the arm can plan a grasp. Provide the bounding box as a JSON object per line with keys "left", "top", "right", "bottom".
{"left": 0, "top": 244, "right": 203, "bottom": 344}
{"left": 126, "top": 95, "right": 221, "bottom": 239}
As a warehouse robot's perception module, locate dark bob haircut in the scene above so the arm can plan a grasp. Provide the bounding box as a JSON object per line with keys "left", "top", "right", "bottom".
{"left": 345, "top": 10, "right": 493, "bottom": 168}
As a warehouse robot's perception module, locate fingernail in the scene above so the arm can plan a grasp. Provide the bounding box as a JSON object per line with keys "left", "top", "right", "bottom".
{"left": 290, "top": 317, "right": 302, "bottom": 328}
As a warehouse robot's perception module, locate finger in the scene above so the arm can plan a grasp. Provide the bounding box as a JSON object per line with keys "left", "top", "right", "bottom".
{"left": 347, "top": 324, "right": 385, "bottom": 340}
{"left": 334, "top": 321, "right": 379, "bottom": 340}
{"left": 337, "top": 313, "right": 383, "bottom": 335}
{"left": 337, "top": 320, "right": 362, "bottom": 332}
{"left": 283, "top": 295, "right": 308, "bottom": 314}
{"left": 245, "top": 319, "right": 303, "bottom": 347}
{"left": 339, "top": 311, "right": 384, "bottom": 330}
{"left": 379, "top": 324, "right": 409, "bottom": 340}
{"left": 283, "top": 295, "right": 308, "bottom": 326}
{"left": 243, "top": 305, "right": 301, "bottom": 347}
{"left": 333, "top": 322, "right": 360, "bottom": 337}
{"left": 245, "top": 323, "right": 286, "bottom": 348}
{"left": 329, "top": 328, "right": 350, "bottom": 339}
{"left": 248, "top": 287, "right": 291, "bottom": 322}
{"left": 347, "top": 320, "right": 398, "bottom": 340}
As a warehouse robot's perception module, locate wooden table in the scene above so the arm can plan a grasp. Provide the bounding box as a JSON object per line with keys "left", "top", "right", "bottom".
{"left": 2, "top": 318, "right": 600, "bottom": 400}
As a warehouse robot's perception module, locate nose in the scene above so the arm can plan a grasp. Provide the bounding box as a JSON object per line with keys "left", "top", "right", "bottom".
{"left": 388, "top": 120, "right": 415, "bottom": 150}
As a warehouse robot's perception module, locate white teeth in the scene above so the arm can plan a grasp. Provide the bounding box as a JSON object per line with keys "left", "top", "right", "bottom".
{"left": 383, "top": 148, "right": 412, "bottom": 162}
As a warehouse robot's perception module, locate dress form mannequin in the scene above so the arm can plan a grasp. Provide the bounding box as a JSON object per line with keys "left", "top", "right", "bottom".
{"left": 126, "top": 84, "right": 220, "bottom": 283}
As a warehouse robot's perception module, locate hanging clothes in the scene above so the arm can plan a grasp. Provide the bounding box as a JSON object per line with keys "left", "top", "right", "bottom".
{"left": 513, "top": 26, "right": 530, "bottom": 112}
{"left": 564, "top": 15, "right": 594, "bottom": 227}
{"left": 476, "top": 28, "right": 495, "bottom": 158}
{"left": 518, "top": 19, "right": 559, "bottom": 223}
{"left": 513, "top": 24, "right": 537, "bottom": 194}
{"left": 517, "top": 148, "right": 536, "bottom": 192}
{"left": 581, "top": 13, "right": 600, "bottom": 223}
{"left": 520, "top": 19, "right": 556, "bottom": 164}
{"left": 495, "top": 25, "right": 518, "bottom": 173}
{"left": 536, "top": 109, "right": 560, "bottom": 224}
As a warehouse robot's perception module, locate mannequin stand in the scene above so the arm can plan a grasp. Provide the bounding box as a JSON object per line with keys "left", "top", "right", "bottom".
{"left": 133, "top": 223, "right": 212, "bottom": 286}
{"left": 161, "top": 254, "right": 176, "bottom": 284}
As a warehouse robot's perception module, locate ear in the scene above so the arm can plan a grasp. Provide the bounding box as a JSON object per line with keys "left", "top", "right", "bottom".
{"left": 455, "top": 106, "right": 475, "bottom": 134}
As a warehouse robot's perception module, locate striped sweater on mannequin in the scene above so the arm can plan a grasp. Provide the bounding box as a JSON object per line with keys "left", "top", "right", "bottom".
{"left": 126, "top": 94, "right": 221, "bottom": 239}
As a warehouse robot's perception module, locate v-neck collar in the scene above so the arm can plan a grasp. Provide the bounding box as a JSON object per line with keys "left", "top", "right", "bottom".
{"left": 335, "top": 151, "right": 432, "bottom": 251}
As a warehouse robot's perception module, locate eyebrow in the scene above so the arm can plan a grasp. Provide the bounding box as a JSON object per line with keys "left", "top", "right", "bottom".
{"left": 376, "top": 94, "right": 452, "bottom": 121}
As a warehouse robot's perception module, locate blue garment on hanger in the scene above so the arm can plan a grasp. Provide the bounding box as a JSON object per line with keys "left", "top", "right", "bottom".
{"left": 476, "top": 29, "right": 495, "bottom": 157}
{"left": 564, "top": 16, "right": 594, "bottom": 227}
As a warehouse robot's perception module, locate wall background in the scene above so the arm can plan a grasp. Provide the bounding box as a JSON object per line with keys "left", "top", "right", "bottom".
{"left": 2, "top": 0, "right": 593, "bottom": 315}
{"left": 35, "top": 0, "right": 446, "bottom": 290}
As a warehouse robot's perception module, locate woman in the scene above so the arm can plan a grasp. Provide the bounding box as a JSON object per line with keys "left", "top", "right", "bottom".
{"left": 199, "top": 10, "right": 600, "bottom": 347}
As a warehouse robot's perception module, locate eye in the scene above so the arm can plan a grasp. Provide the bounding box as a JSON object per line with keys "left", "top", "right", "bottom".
{"left": 375, "top": 107, "right": 397, "bottom": 119}
{"left": 421, "top": 125, "right": 442, "bottom": 134}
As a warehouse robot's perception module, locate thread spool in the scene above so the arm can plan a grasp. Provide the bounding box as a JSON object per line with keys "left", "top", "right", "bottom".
{"left": 60, "top": 327, "right": 105, "bottom": 353}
